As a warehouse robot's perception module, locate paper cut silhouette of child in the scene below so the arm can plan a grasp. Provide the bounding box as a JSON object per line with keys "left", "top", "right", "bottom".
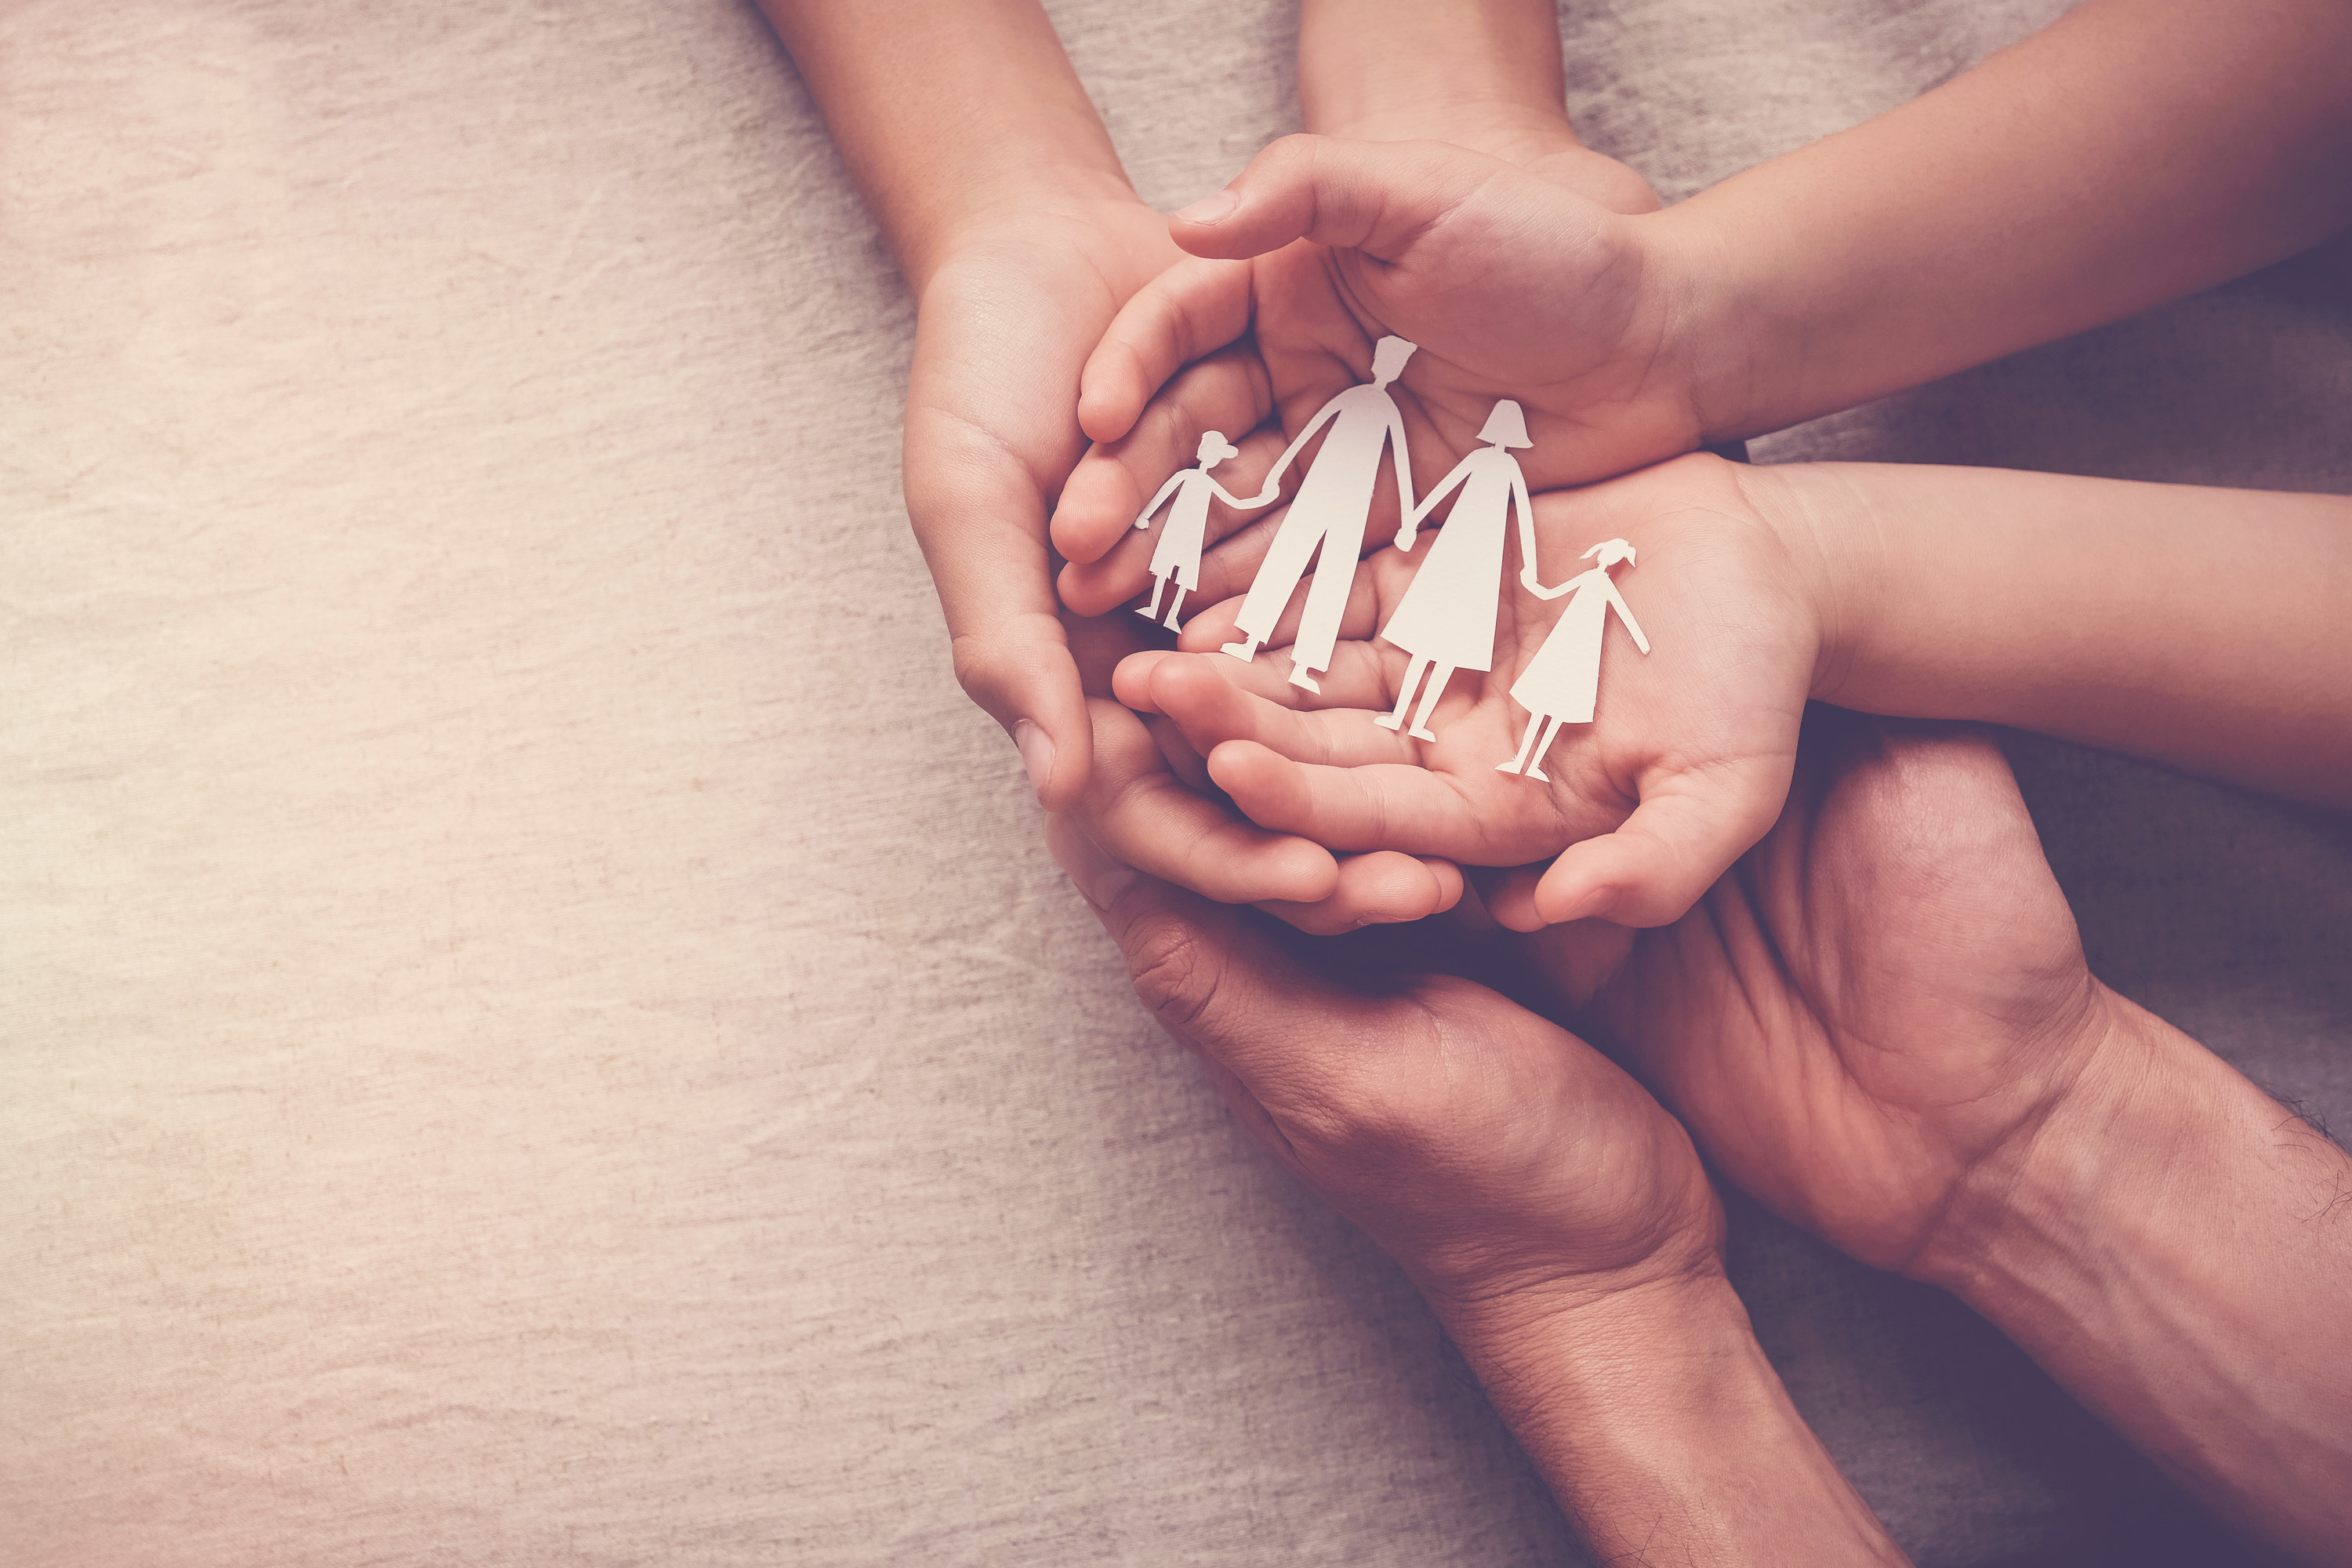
{"left": 1132, "top": 430, "right": 1261, "bottom": 632}
{"left": 1497, "top": 538, "right": 1650, "bottom": 782}
{"left": 1374, "top": 398, "right": 1535, "bottom": 741}
{"left": 1221, "top": 335, "right": 1418, "bottom": 693}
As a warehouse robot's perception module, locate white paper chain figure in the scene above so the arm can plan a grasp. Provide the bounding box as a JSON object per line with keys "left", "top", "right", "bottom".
{"left": 1133, "top": 430, "right": 1264, "bottom": 632}
{"left": 1374, "top": 399, "right": 1534, "bottom": 740}
{"left": 1221, "top": 335, "right": 1418, "bottom": 693}
{"left": 1497, "top": 538, "right": 1650, "bottom": 782}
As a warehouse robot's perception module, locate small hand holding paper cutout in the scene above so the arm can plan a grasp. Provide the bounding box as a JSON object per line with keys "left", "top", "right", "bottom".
{"left": 1115, "top": 454, "right": 1817, "bottom": 929}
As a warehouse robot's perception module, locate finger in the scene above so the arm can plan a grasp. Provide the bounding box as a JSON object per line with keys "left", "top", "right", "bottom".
{"left": 1052, "top": 345, "right": 1273, "bottom": 570}
{"left": 1074, "top": 699, "right": 1339, "bottom": 906}
{"left": 1530, "top": 758, "right": 1791, "bottom": 928}
{"left": 1207, "top": 739, "right": 1483, "bottom": 857}
{"left": 1258, "top": 852, "right": 1464, "bottom": 936}
{"left": 906, "top": 407, "right": 1093, "bottom": 809}
{"left": 1475, "top": 863, "right": 1550, "bottom": 933}
{"left": 1168, "top": 133, "right": 1531, "bottom": 265}
{"left": 1148, "top": 652, "right": 1414, "bottom": 766}
{"left": 1078, "top": 257, "right": 1254, "bottom": 446}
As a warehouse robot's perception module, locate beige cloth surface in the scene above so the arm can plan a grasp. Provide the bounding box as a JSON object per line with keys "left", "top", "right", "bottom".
{"left": 2, "top": 3, "right": 2346, "bottom": 1565}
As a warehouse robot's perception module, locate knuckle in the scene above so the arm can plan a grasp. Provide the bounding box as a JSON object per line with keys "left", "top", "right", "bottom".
{"left": 1124, "top": 914, "right": 1224, "bottom": 1037}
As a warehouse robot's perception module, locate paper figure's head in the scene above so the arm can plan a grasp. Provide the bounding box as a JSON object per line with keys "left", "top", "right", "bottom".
{"left": 1478, "top": 399, "right": 1530, "bottom": 448}
{"left": 1195, "top": 430, "right": 1241, "bottom": 467}
{"left": 1582, "top": 538, "right": 1638, "bottom": 569}
{"left": 1370, "top": 335, "right": 1417, "bottom": 387}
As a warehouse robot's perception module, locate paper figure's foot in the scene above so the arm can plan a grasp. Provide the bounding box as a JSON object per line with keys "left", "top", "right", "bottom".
{"left": 1220, "top": 638, "right": 1261, "bottom": 663}
{"left": 1495, "top": 759, "right": 1523, "bottom": 775}
{"left": 1526, "top": 764, "right": 1550, "bottom": 783}
{"left": 1135, "top": 604, "right": 1159, "bottom": 619}
{"left": 1288, "top": 667, "right": 1322, "bottom": 695}
{"left": 1373, "top": 713, "right": 1404, "bottom": 731}
{"left": 1407, "top": 725, "right": 1438, "bottom": 742}
{"left": 1164, "top": 614, "right": 1183, "bottom": 633}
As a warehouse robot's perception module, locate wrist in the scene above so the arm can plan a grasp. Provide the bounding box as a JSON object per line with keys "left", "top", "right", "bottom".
{"left": 1443, "top": 1271, "right": 1906, "bottom": 1566}
{"left": 1727, "top": 459, "right": 1869, "bottom": 706}
{"left": 910, "top": 165, "right": 1151, "bottom": 294}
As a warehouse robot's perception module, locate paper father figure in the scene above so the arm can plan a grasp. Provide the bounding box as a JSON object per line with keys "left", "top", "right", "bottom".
{"left": 1497, "top": 538, "right": 1650, "bottom": 782}
{"left": 1374, "top": 398, "right": 1534, "bottom": 741}
{"left": 1221, "top": 335, "right": 1417, "bottom": 693}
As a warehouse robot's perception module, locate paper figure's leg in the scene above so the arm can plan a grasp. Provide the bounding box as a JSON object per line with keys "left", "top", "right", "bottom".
{"left": 1226, "top": 513, "right": 1327, "bottom": 664}
{"left": 1375, "top": 657, "right": 1431, "bottom": 731}
{"left": 1163, "top": 586, "right": 1186, "bottom": 631}
{"left": 1138, "top": 575, "right": 1167, "bottom": 619}
{"left": 1406, "top": 664, "right": 1454, "bottom": 742}
{"left": 1288, "top": 546, "right": 1356, "bottom": 691}
{"left": 1525, "top": 717, "right": 1564, "bottom": 783}
{"left": 1497, "top": 712, "right": 1545, "bottom": 775}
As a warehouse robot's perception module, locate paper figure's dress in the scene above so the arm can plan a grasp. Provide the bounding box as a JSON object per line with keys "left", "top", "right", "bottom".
{"left": 1232, "top": 382, "right": 1404, "bottom": 675}
{"left": 1508, "top": 568, "right": 1625, "bottom": 726}
{"left": 1377, "top": 448, "right": 1515, "bottom": 671}
{"left": 1149, "top": 475, "right": 1214, "bottom": 590}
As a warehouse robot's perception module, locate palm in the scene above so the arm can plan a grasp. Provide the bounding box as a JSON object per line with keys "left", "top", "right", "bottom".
{"left": 1117, "top": 455, "right": 1813, "bottom": 924}
{"left": 1531, "top": 712, "right": 2104, "bottom": 1273}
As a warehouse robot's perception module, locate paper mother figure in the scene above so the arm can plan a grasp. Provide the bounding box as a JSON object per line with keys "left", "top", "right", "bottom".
{"left": 1373, "top": 398, "right": 1535, "bottom": 741}
{"left": 1132, "top": 430, "right": 1264, "bottom": 632}
{"left": 1221, "top": 335, "right": 1418, "bottom": 693}
{"left": 1497, "top": 538, "right": 1650, "bottom": 782}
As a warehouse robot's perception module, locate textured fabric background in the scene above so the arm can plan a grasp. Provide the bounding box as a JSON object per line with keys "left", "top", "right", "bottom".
{"left": 2, "top": 2, "right": 2345, "bottom": 1564}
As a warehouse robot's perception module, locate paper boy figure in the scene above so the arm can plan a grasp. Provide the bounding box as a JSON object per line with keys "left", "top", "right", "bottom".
{"left": 1133, "top": 430, "right": 1261, "bottom": 633}
{"left": 1497, "top": 538, "right": 1650, "bottom": 782}
{"left": 1374, "top": 398, "right": 1535, "bottom": 741}
{"left": 1221, "top": 335, "right": 1418, "bottom": 693}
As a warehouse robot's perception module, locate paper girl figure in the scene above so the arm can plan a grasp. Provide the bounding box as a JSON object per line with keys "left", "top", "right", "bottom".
{"left": 1221, "top": 335, "right": 1417, "bottom": 693}
{"left": 1132, "top": 430, "right": 1260, "bottom": 632}
{"left": 1373, "top": 399, "right": 1535, "bottom": 741}
{"left": 1497, "top": 538, "right": 1650, "bottom": 782}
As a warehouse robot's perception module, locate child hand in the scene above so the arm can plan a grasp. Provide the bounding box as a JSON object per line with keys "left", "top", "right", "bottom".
{"left": 1073, "top": 136, "right": 1714, "bottom": 539}
{"left": 1115, "top": 454, "right": 1822, "bottom": 928}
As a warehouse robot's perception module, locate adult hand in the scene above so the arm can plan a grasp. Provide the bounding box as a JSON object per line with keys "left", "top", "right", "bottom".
{"left": 1515, "top": 709, "right": 2352, "bottom": 1560}
{"left": 1047, "top": 836, "right": 1907, "bottom": 1563}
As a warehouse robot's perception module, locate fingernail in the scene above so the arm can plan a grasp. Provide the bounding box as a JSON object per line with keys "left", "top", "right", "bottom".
{"left": 1013, "top": 720, "right": 1054, "bottom": 801}
{"left": 1049, "top": 828, "right": 1138, "bottom": 913}
{"left": 1174, "top": 189, "right": 1237, "bottom": 225}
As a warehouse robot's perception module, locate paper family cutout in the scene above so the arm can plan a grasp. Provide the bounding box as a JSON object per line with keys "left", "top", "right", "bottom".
{"left": 1128, "top": 333, "right": 1650, "bottom": 782}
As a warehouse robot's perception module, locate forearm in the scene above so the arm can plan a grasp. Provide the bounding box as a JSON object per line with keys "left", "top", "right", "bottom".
{"left": 1920, "top": 990, "right": 2352, "bottom": 1562}
{"left": 1755, "top": 460, "right": 2352, "bottom": 808}
{"left": 756, "top": 0, "right": 1134, "bottom": 287}
{"left": 1443, "top": 1276, "right": 1908, "bottom": 1566}
{"left": 1298, "top": 0, "right": 1569, "bottom": 150}
{"left": 1668, "top": 0, "right": 2352, "bottom": 437}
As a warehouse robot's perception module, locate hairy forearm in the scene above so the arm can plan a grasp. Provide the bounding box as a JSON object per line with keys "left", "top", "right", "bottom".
{"left": 1755, "top": 460, "right": 2352, "bottom": 808}
{"left": 1444, "top": 1276, "right": 1909, "bottom": 1566}
{"left": 1667, "top": 0, "right": 2352, "bottom": 437}
{"left": 1920, "top": 991, "right": 2352, "bottom": 1563}
{"left": 756, "top": 0, "right": 1134, "bottom": 287}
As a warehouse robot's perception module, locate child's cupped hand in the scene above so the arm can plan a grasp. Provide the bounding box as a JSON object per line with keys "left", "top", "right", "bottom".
{"left": 1113, "top": 454, "right": 1820, "bottom": 929}
{"left": 1052, "top": 132, "right": 1713, "bottom": 619}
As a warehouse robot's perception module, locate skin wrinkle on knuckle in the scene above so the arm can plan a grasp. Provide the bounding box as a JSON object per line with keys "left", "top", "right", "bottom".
{"left": 1125, "top": 913, "right": 1226, "bottom": 1040}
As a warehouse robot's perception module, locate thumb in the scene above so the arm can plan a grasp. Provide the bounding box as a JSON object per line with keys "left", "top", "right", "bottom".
{"left": 1169, "top": 133, "right": 1538, "bottom": 265}
{"left": 1532, "top": 760, "right": 1789, "bottom": 928}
